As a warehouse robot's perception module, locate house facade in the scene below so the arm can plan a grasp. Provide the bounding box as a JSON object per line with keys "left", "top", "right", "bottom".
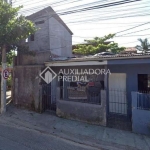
{"left": 17, "top": 6, "right": 73, "bottom": 66}
{"left": 12, "top": 6, "right": 73, "bottom": 111}
{"left": 41, "top": 54, "right": 150, "bottom": 133}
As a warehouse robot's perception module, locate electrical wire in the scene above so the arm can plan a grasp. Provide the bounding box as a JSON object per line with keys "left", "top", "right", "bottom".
{"left": 62, "top": 5, "right": 150, "bottom": 22}
{"left": 115, "top": 22, "right": 150, "bottom": 35}
{"left": 17, "top": 0, "right": 141, "bottom": 16}
{"left": 117, "top": 28, "right": 150, "bottom": 36}
{"left": 66, "top": 13, "right": 150, "bottom": 24}
{"left": 58, "top": 0, "right": 141, "bottom": 16}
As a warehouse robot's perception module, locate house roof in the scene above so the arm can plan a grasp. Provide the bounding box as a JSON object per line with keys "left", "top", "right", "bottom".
{"left": 26, "top": 6, "right": 73, "bottom": 35}
{"left": 45, "top": 53, "right": 150, "bottom": 63}
{"left": 124, "top": 47, "right": 137, "bottom": 52}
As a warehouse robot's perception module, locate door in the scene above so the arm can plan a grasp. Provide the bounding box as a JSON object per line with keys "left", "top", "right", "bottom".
{"left": 109, "top": 73, "right": 127, "bottom": 114}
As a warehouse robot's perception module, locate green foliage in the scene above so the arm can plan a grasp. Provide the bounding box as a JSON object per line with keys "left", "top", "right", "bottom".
{"left": 73, "top": 34, "right": 125, "bottom": 55}
{"left": 0, "top": 0, "right": 36, "bottom": 60}
{"left": 136, "top": 38, "right": 150, "bottom": 53}
{"left": 109, "top": 43, "right": 125, "bottom": 53}
{"left": 6, "top": 50, "right": 15, "bottom": 66}
{"left": 7, "top": 75, "right": 12, "bottom": 88}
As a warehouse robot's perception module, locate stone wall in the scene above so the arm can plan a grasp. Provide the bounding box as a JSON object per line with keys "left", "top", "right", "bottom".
{"left": 12, "top": 65, "right": 43, "bottom": 112}
{"left": 57, "top": 90, "right": 106, "bottom": 126}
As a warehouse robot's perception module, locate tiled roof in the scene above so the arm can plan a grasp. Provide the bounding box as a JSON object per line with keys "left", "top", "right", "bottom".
{"left": 69, "top": 53, "right": 150, "bottom": 61}
{"left": 125, "top": 47, "right": 137, "bottom": 52}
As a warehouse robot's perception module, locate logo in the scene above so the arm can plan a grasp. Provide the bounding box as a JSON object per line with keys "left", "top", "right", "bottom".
{"left": 40, "top": 67, "right": 57, "bottom": 84}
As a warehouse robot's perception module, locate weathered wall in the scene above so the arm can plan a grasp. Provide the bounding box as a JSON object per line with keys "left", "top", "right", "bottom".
{"left": 49, "top": 17, "right": 72, "bottom": 57}
{"left": 132, "top": 92, "right": 150, "bottom": 135}
{"left": 24, "top": 12, "right": 72, "bottom": 57}
{"left": 13, "top": 66, "right": 43, "bottom": 112}
{"left": 57, "top": 90, "right": 106, "bottom": 126}
{"left": 18, "top": 51, "right": 51, "bottom": 65}
{"left": 25, "top": 15, "right": 50, "bottom": 51}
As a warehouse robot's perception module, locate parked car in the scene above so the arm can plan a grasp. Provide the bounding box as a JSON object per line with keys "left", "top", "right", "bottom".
{"left": 94, "top": 52, "right": 115, "bottom": 56}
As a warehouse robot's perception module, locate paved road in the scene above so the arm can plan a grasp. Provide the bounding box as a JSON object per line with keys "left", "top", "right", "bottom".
{"left": 0, "top": 123, "right": 100, "bottom": 150}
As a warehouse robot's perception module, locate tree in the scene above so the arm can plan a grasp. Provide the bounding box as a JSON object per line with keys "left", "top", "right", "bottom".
{"left": 0, "top": 0, "right": 36, "bottom": 113}
{"left": 73, "top": 34, "right": 125, "bottom": 55}
{"left": 136, "top": 38, "right": 150, "bottom": 53}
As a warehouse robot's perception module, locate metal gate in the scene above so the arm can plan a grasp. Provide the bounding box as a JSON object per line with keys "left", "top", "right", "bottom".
{"left": 107, "top": 90, "right": 132, "bottom": 131}
{"left": 42, "top": 84, "right": 56, "bottom": 112}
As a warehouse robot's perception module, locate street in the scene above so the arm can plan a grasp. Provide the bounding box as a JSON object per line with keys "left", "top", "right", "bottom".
{"left": 0, "top": 104, "right": 149, "bottom": 150}
{"left": 0, "top": 122, "right": 100, "bottom": 150}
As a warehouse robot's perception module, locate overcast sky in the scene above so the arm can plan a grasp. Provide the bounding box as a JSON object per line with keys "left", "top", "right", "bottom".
{"left": 12, "top": 0, "right": 150, "bottom": 47}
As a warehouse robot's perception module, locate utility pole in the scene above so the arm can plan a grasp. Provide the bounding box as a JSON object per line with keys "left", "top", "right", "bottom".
{"left": 1, "top": 45, "right": 7, "bottom": 113}
{"left": 1, "top": 0, "right": 12, "bottom": 113}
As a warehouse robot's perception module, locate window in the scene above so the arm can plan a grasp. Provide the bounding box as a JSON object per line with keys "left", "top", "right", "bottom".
{"left": 35, "top": 20, "right": 44, "bottom": 25}
{"left": 138, "top": 74, "right": 150, "bottom": 91}
{"left": 63, "top": 74, "right": 103, "bottom": 104}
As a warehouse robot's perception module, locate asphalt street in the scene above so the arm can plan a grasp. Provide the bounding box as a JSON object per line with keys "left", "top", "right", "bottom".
{"left": 0, "top": 123, "right": 100, "bottom": 150}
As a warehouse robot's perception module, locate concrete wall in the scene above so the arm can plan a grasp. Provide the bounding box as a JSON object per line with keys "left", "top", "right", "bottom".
{"left": 18, "top": 51, "right": 51, "bottom": 65}
{"left": 25, "top": 14, "right": 72, "bottom": 57}
{"left": 26, "top": 15, "right": 50, "bottom": 51}
{"left": 56, "top": 90, "right": 106, "bottom": 126}
{"left": 132, "top": 92, "right": 150, "bottom": 135}
{"left": 13, "top": 66, "right": 43, "bottom": 112}
{"left": 49, "top": 17, "right": 72, "bottom": 57}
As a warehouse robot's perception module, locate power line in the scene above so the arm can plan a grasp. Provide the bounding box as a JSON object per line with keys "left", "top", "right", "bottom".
{"left": 118, "top": 37, "right": 150, "bottom": 45}
{"left": 66, "top": 13, "right": 150, "bottom": 24}
{"left": 62, "top": 3, "right": 150, "bottom": 21}
{"left": 17, "top": 0, "right": 141, "bottom": 16}
{"left": 14, "top": 0, "right": 85, "bottom": 12}
{"left": 63, "top": 5, "right": 150, "bottom": 22}
{"left": 64, "top": 9, "right": 150, "bottom": 24}
{"left": 58, "top": 0, "right": 141, "bottom": 16}
{"left": 116, "top": 34, "right": 150, "bottom": 37}
{"left": 117, "top": 28, "right": 150, "bottom": 36}
{"left": 115, "top": 22, "right": 150, "bottom": 35}
{"left": 72, "top": 24, "right": 140, "bottom": 31}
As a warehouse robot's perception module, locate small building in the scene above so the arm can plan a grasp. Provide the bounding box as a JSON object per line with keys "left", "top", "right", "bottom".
{"left": 42, "top": 53, "right": 150, "bottom": 133}
{"left": 17, "top": 6, "right": 73, "bottom": 66}
{"left": 12, "top": 6, "right": 73, "bottom": 111}
{"left": 124, "top": 47, "right": 137, "bottom": 54}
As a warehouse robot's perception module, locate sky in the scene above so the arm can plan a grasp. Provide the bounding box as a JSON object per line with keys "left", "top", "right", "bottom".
{"left": 12, "top": 0, "right": 150, "bottom": 47}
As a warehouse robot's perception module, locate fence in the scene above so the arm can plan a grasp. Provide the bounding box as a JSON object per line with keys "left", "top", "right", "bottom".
{"left": 60, "top": 85, "right": 101, "bottom": 105}
{"left": 41, "top": 84, "right": 56, "bottom": 112}
{"left": 132, "top": 91, "right": 150, "bottom": 135}
{"left": 107, "top": 89, "right": 132, "bottom": 131}
{"left": 137, "top": 92, "right": 150, "bottom": 110}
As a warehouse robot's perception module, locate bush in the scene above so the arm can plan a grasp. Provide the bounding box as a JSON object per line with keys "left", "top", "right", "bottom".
{"left": 7, "top": 75, "right": 12, "bottom": 90}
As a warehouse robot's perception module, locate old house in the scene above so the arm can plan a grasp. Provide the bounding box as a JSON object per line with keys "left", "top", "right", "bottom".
{"left": 41, "top": 53, "right": 150, "bottom": 134}
{"left": 13, "top": 6, "right": 73, "bottom": 111}
{"left": 17, "top": 6, "right": 73, "bottom": 66}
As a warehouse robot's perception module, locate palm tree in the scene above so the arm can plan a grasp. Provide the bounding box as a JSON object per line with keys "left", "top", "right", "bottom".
{"left": 136, "top": 38, "right": 150, "bottom": 53}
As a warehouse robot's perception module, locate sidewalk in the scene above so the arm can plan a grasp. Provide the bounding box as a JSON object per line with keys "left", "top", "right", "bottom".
{"left": 6, "top": 90, "right": 11, "bottom": 103}
{"left": 0, "top": 104, "right": 150, "bottom": 150}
